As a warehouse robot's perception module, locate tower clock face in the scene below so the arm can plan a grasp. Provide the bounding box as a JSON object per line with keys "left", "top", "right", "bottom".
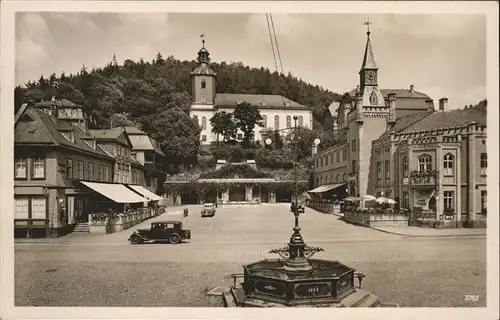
{"left": 365, "top": 70, "right": 377, "bottom": 84}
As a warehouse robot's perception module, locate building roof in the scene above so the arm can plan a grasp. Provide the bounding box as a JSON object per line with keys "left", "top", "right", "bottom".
{"left": 35, "top": 98, "right": 81, "bottom": 109}
{"left": 128, "top": 135, "right": 166, "bottom": 156}
{"left": 15, "top": 107, "right": 113, "bottom": 159}
{"left": 88, "top": 127, "right": 124, "bottom": 140}
{"left": 327, "top": 101, "right": 340, "bottom": 118}
{"left": 377, "top": 108, "right": 486, "bottom": 141}
{"left": 123, "top": 126, "right": 147, "bottom": 135}
{"left": 347, "top": 88, "right": 430, "bottom": 100}
{"left": 401, "top": 108, "right": 486, "bottom": 133}
{"left": 215, "top": 93, "right": 311, "bottom": 110}
{"left": 360, "top": 32, "right": 377, "bottom": 71}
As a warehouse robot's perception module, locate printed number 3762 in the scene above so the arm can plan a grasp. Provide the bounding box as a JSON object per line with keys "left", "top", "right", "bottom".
{"left": 465, "top": 295, "right": 479, "bottom": 302}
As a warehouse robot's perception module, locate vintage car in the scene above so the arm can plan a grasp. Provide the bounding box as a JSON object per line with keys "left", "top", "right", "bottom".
{"left": 128, "top": 221, "right": 191, "bottom": 244}
{"left": 201, "top": 203, "right": 216, "bottom": 217}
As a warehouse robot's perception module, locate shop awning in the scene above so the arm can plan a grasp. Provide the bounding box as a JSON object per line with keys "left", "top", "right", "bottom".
{"left": 308, "top": 183, "right": 346, "bottom": 194}
{"left": 80, "top": 181, "right": 149, "bottom": 203}
{"left": 127, "top": 185, "right": 163, "bottom": 201}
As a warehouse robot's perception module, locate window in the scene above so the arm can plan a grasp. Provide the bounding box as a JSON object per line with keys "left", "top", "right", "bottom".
{"left": 316, "top": 177, "right": 319, "bottom": 187}
{"left": 286, "top": 115, "right": 292, "bottom": 128}
{"left": 15, "top": 158, "right": 28, "bottom": 179}
{"left": 201, "top": 80, "right": 206, "bottom": 89}
{"left": 31, "top": 198, "right": 47, "bottom": 219}
{"left": 201, "top": 117, "right": 207, "bottom": 130}
{"left": 15, "top": 198, "right": 29, "bottom": 219}
{"left": 480, "top": 153, "right": 487, "bottom": 170}
{"left": 31, "top": 157, "right": 45, "bottom": 179}
{"left": 342, "top": 149, "right": 347, "bottom": 161}
{"left": 104, "top": 166, "right": 110, "bottom": 182}
{"left": 77, "top": 161, "right": 84, "bottom": 179}
{"left": 384, "top": 160, "right": 390, "bottom": 179}
{"left": 402, "top": 192, "right": 409, "bottom": 209}
{"left": 201, "top": 135, "right": 207, "bottom": 142}
{"left": 336, "top": 174, "right": 339, "bottom": 183}
{"left": 351, "top": 139, "right": 356, "bottom": 152}
{"left": 336, "top": 151, "right": 340, "bottom": 163}
{"left": 274, "top": 115, "right": 279, "bottom": 129}
{"left": 263, "top": 115, "right": 267, "bottom": 128}
{"left": 351, "top": 160, "right": 357, "bottom": 174}
{"left": 315, "top": 159, "right": 319, "bottom": 168}
{"left": 237, "top": 134, "right": 243, "bottom": 140}
{"left": 66, "top": 159, "right": 73, "bottom": 179}
{"left": 418, "top": 154, "right": 432, "bottom": 171}
{"left": 330, "top": 175, "right": 333, "bottom": 183}
{"left": 443, "top": 191, "right": 454, "bottom": 209}
{"left": 298, "top": 116, "right": 303, "bottom": 126}
{"left": 402, "top": 157, "right": 408, "bottom": 177}
{"left": 325, "top": 156, "right": 329, "bottom": 166}
{"left": 99, "top": 165, "right": 104, "bottom": 181}
{"left": 443, "top": 154, "right": 454, "bottom": 175}
{"left": 376, "top": 161, "right": 381, "bottom": 179}
{"left": 481, "top": 190, "right": 487, "bottom": 212}
{"left": 320, "top": 177, "right": 324, "bottom": 185}
{"left": 88, "top": 163, "right": 94, "bottom": 181}
{"left": 342, "top": 173, "right": 346, "bottom": 182}
{"left": 132, "top": 171, "right": 137, "bottom": 184}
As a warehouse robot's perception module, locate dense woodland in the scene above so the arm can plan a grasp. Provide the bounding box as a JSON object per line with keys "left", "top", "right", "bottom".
{"left": 14, "top": 54, "right": 485, "bottom": 174}
{"left": 14, "top": 54, "right": 341, "bottom": 172}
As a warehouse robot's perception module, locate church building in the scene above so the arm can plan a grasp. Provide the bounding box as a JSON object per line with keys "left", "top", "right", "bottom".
{"left": 189, "top": 39, "right": 314, "bottom": 145}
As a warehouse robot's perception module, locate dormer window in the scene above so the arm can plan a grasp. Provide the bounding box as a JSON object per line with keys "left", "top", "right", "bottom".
{"left": 61, "top": 131, "right": 75, "bottom": 143}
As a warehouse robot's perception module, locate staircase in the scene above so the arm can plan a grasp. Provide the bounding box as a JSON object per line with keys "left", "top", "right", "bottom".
{"left": 74, "top": 222, "right": 90, "bottom": 233}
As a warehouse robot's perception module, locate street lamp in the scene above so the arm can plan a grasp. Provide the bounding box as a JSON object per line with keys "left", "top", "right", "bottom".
{"left": 265, "top": 138, "right": 272, "bottom": 146}
{"left": 313, "top": 138, "right": 321, "bottom": 146}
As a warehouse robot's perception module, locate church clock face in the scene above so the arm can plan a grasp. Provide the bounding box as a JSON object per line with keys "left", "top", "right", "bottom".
{"left": 365, "top": 70, "right": 377, "bottom": 84}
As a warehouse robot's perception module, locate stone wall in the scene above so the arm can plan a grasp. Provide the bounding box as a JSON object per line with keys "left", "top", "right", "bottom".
{"left": 343, "top": 211, "right": 408, "bottom": 227}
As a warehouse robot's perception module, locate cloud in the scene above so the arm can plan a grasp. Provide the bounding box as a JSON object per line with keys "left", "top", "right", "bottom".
{"left": 14, "top": 12, "right": 486, "bottom": 108}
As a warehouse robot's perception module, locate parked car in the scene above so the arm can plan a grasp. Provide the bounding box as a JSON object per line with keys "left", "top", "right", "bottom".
{"left": 201, "top": 203, "right": 216, "bottom": 217}
{"left": 128, "top": 221, "right": 191, "bottom": 244}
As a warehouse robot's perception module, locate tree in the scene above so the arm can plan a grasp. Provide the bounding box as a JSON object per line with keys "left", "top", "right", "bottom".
{"left": 233, "top": 102, "right": 263, "bottom": 144}
{"left": 150, "top": 107, "right": 201, "bottom": 167}
{"left": 109, "top": 113, "right": 141, "bottom": 129}
{"left": 210, "top": 111, "right": 237, "bottom": 143}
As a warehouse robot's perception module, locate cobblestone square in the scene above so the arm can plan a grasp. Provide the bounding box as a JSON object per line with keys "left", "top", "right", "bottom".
{"left": 15, "top": 204, "right": 487, "bottom": 307}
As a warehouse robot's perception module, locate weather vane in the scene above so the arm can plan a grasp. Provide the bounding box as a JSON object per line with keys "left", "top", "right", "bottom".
{"left": 364, "top": 17, "right": 372, "bottom": 35}
{"left": 200, "top": 33, "right": 205, "bottom": 47}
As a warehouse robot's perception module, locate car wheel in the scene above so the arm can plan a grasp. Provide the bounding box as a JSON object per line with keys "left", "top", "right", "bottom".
{"left": 169, "top": 234, "right": 181, "bottom": 244}
{"left": 130, "top": 234, "right": 143, "bottom": 245}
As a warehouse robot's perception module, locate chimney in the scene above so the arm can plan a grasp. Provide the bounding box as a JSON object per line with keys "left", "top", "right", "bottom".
{"left": 50, "top": 97, "right": 58, "bottom": 124}
{"left": 355, "top": 92, "right": 363, "bottom": 123}
{"left": 387, "top": 93, "right": 396, "bottom": 125}
{"left": 410, "top": 85, "right": 415, "bottom": 94}
{"left": 438, "top": 98, "right": 448, "bottom": 111}
{"left": 425, "top": 99, "right": 434, "bottom": 111}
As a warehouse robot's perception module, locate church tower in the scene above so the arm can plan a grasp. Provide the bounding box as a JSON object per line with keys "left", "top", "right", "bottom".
{"left": 191, "top": 37, "right": 217, "bottom": 106}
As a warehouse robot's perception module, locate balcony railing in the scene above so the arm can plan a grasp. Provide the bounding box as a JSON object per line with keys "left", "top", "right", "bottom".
{"left": 410, "top": 169, "right": 438, "bottom": 185}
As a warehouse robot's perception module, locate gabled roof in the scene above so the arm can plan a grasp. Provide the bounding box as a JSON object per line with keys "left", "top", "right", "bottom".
{"left": 215, "top": 93, "right": 311, "bottom": 110}
{"left": 378, "top": 111, "right": 434, "bottom": 139}
{"left": 15, "top": 106, "right": 113, "bottom": 159}
{"left": 327, "top": 101, "right": 340, "bottom": 118}
{"left": 89, "top": 127, "right": 132, "bottom": 147}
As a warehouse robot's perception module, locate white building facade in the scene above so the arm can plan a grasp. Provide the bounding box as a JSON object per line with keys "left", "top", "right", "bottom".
{"left": 189, "top": 41, "right": 314, "bottom": 145}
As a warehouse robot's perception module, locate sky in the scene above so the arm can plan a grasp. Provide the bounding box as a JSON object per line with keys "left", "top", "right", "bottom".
{"left": 15, "top": 12, "right": 487, "bottom": 109}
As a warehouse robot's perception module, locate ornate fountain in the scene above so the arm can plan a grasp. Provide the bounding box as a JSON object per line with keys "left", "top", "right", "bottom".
{"left": 223, "top": 204, "right": 394, "bottom": 307}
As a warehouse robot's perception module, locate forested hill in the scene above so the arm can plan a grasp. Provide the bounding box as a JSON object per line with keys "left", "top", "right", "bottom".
{"left": 14, "top": 54, "right": 340, "bottom": 131}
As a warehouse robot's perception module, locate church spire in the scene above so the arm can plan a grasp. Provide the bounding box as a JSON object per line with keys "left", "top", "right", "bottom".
{"left": 359, "top": 17, "right": 377, "bottom": 73}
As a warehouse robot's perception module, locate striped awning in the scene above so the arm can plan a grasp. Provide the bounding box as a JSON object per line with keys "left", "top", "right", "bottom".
{"left": 308, "top": 183, "right": 346, "bottom": 194}
{"left": 80, "top": 181, "right": 149, "bottom": 203}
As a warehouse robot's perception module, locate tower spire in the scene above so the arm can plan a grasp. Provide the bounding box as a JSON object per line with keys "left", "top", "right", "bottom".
{"left": 359, "top": 17, "right": 377, "bottom": 73}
